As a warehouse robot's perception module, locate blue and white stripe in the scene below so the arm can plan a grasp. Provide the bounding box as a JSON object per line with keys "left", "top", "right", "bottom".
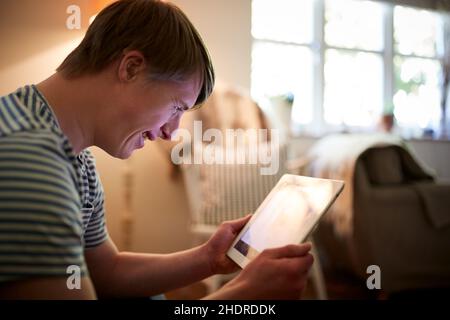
{"left": 0, "top": 85, "right": 108, "bottom": 283}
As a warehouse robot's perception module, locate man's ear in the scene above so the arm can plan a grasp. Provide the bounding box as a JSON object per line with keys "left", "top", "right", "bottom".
{"left": 118, "top": 50, "right": 147, "bottom": 82}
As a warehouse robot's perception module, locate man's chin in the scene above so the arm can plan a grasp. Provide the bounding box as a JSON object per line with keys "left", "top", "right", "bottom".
{"left": 119, "top": 148, "right": 137, "bottom": 159}
{"left": 103, "top": 140, "right": 147, "bottom": 160}
{"left": 106, "top": 147, "right": 134, "bottom": 160}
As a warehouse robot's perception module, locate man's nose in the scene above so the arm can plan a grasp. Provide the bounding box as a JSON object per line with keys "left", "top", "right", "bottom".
{"left": 159, "top": 124, "right": 172, "bottom": 140}
{"left": 159, "top": 119, "right": 181, "bottom": 140}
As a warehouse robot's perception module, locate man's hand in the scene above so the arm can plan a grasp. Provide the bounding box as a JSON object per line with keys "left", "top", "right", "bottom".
{"left": 206, "top": 243, "right": 314, "bottom": 300}
{"left": 203, "top": 214, "right": 252, "bottom": 275}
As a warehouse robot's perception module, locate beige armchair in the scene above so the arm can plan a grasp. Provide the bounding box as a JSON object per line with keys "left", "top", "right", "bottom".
{"left": 315, "top": 145, "right": 450, "bottom": 294}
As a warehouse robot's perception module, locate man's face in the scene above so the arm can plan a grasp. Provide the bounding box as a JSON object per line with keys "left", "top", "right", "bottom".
{"left": 100, "top": 75, "right": 201, "bottom": 159}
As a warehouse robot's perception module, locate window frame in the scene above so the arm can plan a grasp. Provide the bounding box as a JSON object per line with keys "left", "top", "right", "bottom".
{"left": 250, "top": 0, "right": 446, "bottom": 136}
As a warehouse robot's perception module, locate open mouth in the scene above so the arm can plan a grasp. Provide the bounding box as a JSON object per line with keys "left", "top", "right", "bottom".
{"left": 142, "top": 131, "right": 156, "bottom": 141}
{"left": 160, "top": 128, "right": 171, "bottom": 140}
{"left": 142, "top": 130, "right": 170, "bottom": 141}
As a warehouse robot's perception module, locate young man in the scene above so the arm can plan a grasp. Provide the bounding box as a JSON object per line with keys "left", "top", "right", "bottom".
{"left": 0, "top": 0, "right": 313, "bottom": 299}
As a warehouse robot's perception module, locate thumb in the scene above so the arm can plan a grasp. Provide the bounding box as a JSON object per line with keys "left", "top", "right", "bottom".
{"left": 227, "top": 214, "right": 252, "bottom": 235}
{"left": 264, "top": 243, "right": 312, "bottom": 259}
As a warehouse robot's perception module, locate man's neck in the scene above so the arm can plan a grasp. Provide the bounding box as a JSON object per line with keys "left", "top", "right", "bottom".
{"left": 36, "top": 73, "right": 98, "bottom": 154}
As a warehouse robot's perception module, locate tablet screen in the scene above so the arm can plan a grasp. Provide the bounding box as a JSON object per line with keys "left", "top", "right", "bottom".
{"left": 232, "top": 176, "right": 341, "bottom": 259}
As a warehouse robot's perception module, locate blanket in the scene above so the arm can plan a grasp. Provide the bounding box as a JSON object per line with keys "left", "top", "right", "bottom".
{"left": 305, "top": 133, "right": 434, "bottom": 237}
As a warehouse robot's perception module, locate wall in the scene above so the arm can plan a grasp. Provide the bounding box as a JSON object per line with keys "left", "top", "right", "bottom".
{"left": 172, "top": 0, "right": 252, "bottom": 91}
{"left": 0, "top": 0, "right": 252, "bottom": 253}
{"left": 407, "top": 139, "right": 450, "bottom": 181}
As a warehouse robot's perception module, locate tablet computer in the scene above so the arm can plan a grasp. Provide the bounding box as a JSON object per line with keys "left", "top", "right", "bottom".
{"left": 226, "top": 174, "right": 344, "bottom": 268}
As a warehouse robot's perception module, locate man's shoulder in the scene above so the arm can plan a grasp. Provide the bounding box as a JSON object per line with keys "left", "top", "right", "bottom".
{"left": 0, "top": 85, "right": 60, "bottom": 136}
{"left": 0, "top": 128, "right": 70, "bottom": 159}
{"left": 0, "top": 85, "right": 72, "bottom": 156}
{"left": 0, "top": 129, "right": 79, "bottom": 193}
{"left": 0, "top": 126, "right": 82, "bottom": 209}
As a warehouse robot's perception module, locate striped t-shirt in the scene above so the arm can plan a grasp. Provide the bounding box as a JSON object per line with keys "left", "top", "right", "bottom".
{"left": 0, "top": 85, "right": 108, "bottom": 283}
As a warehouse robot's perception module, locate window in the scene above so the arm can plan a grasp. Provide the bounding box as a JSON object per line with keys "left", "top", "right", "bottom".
{"left": 252, "top": 0, "right": 313, "bottom": 44}
{"left": 393, "top": 6, "right": 443, "bottom": 133}
{"left": 323, "top": 0, "right": 384, "bottom": 128}
{"left": 324, "top": 0, "right": 384, "bottom": 51}
{"left": 252, "top": 42, "right": 314, "bottom": 124}
{"left": 251, "top": 0, "right": 448, "bottom": 137}
{"left": 324, "top": 49, "right": 383, "bottom": 127}
{"left": 251, "top": 0, "right": 314, "bottom": 125}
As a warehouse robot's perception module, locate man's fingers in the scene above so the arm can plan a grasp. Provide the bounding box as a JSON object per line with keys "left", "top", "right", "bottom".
{"left": 294, "top": 253, "right": 314, "bottom": 274}
{"left": 270, "top": 252, "right": 314, "bottom": 276}
{"left": 225, "top": 214, "right": 252, "bottom": 234}
{"left": 263, "top": 243, "right": 312, "bottom": 259}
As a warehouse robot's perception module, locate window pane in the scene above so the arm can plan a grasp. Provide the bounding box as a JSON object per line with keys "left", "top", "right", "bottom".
{"left": 393, "top": 56, "right": 442, "bottom": 130}
{"left": 325, "top": 0, "right": 384, "bottom": 51}
{"left": 394, "top": 6, "right": 441, "bottom": 57}
{"left": 251, "top": 42, "right": 313, "bottom": 124}
{"left": 324, "top": 49, "right": 383, "bottom": 126}
{"left": 252, "top": 0, "right": 313, "bottom": 44}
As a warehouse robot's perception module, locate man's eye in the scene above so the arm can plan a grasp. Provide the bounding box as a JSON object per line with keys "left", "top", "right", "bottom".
{"left": 173, "top": 106, "right": 184, "bottom": 114}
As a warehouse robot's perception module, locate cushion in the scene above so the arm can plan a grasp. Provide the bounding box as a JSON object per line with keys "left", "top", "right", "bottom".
{"left": 364, "top": 147, "right": 404, "bottom": 185}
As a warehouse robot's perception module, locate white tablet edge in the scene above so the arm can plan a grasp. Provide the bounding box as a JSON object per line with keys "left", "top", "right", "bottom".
{"left": 226, "top": 174, "right": 344, "bottom": 269}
